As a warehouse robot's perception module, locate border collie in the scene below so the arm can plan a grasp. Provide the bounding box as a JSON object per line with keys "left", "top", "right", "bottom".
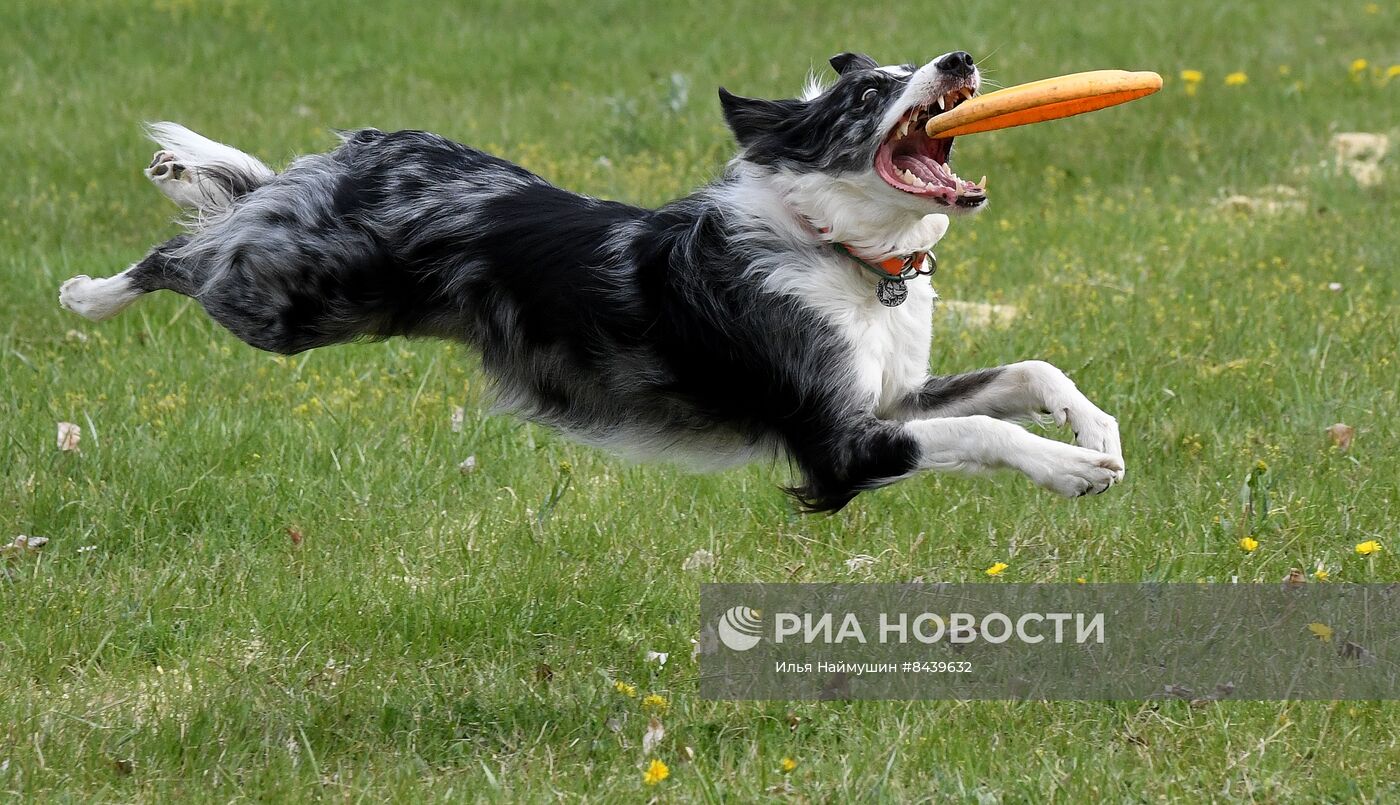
{"left": 59, "top": 51, "right": 1124, "bottom": 511}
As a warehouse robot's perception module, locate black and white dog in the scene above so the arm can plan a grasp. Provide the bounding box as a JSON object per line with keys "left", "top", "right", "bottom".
{"left": 59, "top": 51, "right": 1123, "bottom": 511}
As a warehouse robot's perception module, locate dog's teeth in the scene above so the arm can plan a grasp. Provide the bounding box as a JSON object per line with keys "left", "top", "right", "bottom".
{"left": 897, "top": 120, "right": 910, "bottom": 137}
{"left": 979, "top": 175, "right": 987, "bottom": 188}
{"left": 900, "top": 169, "right": 918, "bottom": 185}
{"left": 935, "top": 96, "right": 946, "bottom": 111}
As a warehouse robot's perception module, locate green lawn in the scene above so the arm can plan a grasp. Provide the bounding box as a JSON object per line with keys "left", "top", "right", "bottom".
{"left": 3, "top": 0, "right": 1399, "bottom": 800}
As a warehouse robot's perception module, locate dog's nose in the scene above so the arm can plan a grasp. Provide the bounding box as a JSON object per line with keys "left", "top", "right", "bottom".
{"left": 936, "top": 51, "right": 976, "bottom": 78}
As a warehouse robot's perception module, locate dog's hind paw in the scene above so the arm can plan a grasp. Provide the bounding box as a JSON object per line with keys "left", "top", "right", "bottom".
{"left": 145, "top": 149, "right": 212, "bottom": 210}
{"left": 146, "top": 149, "right": 185, "bottom": 180}
{"left": 59, "top": 274, "right": 139, "bottom": 321}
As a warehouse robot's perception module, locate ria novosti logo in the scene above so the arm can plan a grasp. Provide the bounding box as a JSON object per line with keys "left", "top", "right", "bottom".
{"left": 714, "top": 606, "right": 1107, "bottom": 651}
{"left": 716, "top": 606, "right": 763, "bottom": 651}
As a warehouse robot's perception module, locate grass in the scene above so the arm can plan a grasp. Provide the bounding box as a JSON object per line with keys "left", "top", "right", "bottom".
{"left": 2, "top": 0, "right": 1398, "bottom": 800}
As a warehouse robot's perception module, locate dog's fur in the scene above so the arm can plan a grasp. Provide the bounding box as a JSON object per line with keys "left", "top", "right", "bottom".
{"left": 59, "top": 51, "right": 1124, "bottom": 511}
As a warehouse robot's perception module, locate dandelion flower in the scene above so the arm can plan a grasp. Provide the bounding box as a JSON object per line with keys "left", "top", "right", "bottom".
{"left": 1350, "top": 58, "right": 1369, "bottom": 75}
{"left": 1180, "top": 69, "right": 1203, "bottom": 96}
{"left": 1355, "top": 540, "right": 1382, "bottom": 556}
{"left": 1308, "top": 622, "right": 1334, "bottom": 641}
{"left": 614, "top": 680, "right": 638, "bottom": 697}
{"left": 1313, "top": 567, "right": 1330, "bottom": 581}
{"left": 643, "top": 758, "right": 670, "bottom": 785}
{"left": 985, "top": 562, "right": 1009, "bottom": 576}
{"left": 781, "top": 757, "right": 798, "bottom": 773}
{"left": 1225, "top": 71, "right": 1248, "bottom": 86}
{"left": 1239, "top": 536, "right": 1259, "bottom": 552}
{"left": 1075, "top": 577, "right": 1087, "bottom": 584}
{"left": 1386, "top": 65, "right": 1400, "bottom": 81}
{"left": 642, "top": 693, "right": 669, "bottom": 714}
{"left": 1364, "top": 2, "right": 1380, "bottom": 13}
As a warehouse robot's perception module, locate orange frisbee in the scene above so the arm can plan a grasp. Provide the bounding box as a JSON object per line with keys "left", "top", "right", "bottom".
{"left": 924, "top": 69, "right": 1162, "bottom": 139}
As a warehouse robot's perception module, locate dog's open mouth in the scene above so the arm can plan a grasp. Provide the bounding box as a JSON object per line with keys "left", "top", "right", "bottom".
{"left": 875, "top": 84, "right": 986, "bottom": 208}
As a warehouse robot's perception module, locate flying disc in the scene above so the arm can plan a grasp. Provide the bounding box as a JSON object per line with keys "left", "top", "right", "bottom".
{"left": 924, "top": 69, "right": 1162, "bottom": 139}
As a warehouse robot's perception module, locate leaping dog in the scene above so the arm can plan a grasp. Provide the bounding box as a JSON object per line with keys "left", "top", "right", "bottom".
{"left": 59, "top": 51, "right": 1124, "bottom": 511}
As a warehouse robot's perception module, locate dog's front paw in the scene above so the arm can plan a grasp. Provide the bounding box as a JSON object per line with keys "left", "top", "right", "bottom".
{"left": 1064, "top": 406, "right": 1124, "bottom": 482}
{"left": 1021, "top": 440, "right": 1124, "bottom": 498}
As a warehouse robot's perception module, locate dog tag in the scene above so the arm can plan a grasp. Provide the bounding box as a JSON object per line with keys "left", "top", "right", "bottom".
{"left": 876, "top": 278, "right": 907, "bottom": 307}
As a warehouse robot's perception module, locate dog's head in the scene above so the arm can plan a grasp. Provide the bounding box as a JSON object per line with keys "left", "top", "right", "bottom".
{"left": 720, "top": 51, "right": 986, "bottom": 224}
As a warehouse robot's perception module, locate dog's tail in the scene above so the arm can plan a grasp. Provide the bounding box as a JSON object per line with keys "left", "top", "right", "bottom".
{"left": 144, "top": 122, "right": 277, "bottom": 213}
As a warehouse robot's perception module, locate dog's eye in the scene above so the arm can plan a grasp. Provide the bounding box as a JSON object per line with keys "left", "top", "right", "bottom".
{"left": 861, "top": 88, "right": 879, "bottom": 103}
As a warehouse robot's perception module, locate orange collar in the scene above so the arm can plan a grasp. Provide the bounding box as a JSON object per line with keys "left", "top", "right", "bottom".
{"left": 866, "top": 250, "right": 931, "bottom": 277}
{"left": 817, "top": 227, "right": 934, "bottom": 280}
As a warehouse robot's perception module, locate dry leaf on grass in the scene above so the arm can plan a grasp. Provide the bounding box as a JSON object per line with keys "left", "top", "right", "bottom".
{"left": 458, "top": 455, "right": 478, "bottom": 474}
{"left": 1339, "top": 640, "right": 1375, "bottom": 663}
{"left": 691, "top": 625, "right": 719, "bottom": 660}
{"left": 1215, "top": 185, "right": 1306, "bottom": 216}
{"left": 57, "top": 422, "right": 81, "bottom": 452}
{"left": 642, "top": 716, "right": 665, "bottom": 754}
{"left": 939, "top": 299, "right": 1021, "bottom": 329}
{"left": 1326, "top": 423, "right": 1355, "bottom": 451}
{"left": 844, "top": 554, "right": 878, "bottom": 573}
{"left": 450, "top": 406, "right": 465, "bottom": 433}
{"left": 1331, "top": 132, "right": 1389, "bottom": 187}
{"left": 681, "top": 548, "right": 715, "bottom": 571}
{"left": 2, "top": 535, "right": 49, "bottom": 563}
{"left": 645, "top": 651, "right": 669, "bottom": 667}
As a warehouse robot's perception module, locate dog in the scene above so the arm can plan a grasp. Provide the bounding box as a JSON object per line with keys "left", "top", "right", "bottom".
{"left": 59, "top": 51, "right": 1124, "bottom": 511}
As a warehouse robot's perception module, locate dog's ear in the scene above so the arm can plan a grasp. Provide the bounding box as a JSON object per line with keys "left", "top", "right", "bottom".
{"left": 718, "top": 88, "right": 797, "bottom": 148}
{"left": 829, "top": 52, "right": 879, "bottom": 75}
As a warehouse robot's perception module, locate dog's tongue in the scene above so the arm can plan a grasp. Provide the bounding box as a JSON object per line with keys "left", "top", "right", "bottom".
{"left": 893, "top": 155, "right": 955, "bottom": 188}
{"left": 891, "top": 154, "right": 986, "bottom": 203}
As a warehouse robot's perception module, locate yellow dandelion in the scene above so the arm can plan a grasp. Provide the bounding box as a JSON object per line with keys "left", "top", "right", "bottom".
{"left": 1386, "top": 65, "right": 1400, "bottom": 80}
{"left": 1075, "top": 577, "right": 1088, "bottom": 584}
{"left": 1180, "top": 69, "right": 1203, "bottom": 96}
{"left": 781, "top": 757, "right": 798, "bottom": 773}
{"left": 1307, "top": 622, "right": 1333, "bottom": 641}
{"left": 1350, "top": 58, "right": 1369, "bottom": 77}
{"left": 614, "top": 680, "right": 637, "bottom": 697}
{"left": 1355, "top": 540, "right": 1382, "bottom": 556}
{"left": 1277, "top": 65, "right": 1292, "bottom": 76}
{"left": 1313, "top": 567, "right": 1330, "bottom": 581}
{"left": 1364, "top": 2, "right": 1380, "bottom": 13}
{"left": 1225, "top": 71, "right": 1248, "bottom": 86}
{"left": 642, "top": 693, "right": 669, "bottom": 713}
{"left": 643, "top": 758, "right": 670, "bottom": 785}
{"left": 985, "top": 562, "right": 1009, "bottom": 576}
{"left": 1239, "top": 536, "right": 1260, "bottom": 552}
